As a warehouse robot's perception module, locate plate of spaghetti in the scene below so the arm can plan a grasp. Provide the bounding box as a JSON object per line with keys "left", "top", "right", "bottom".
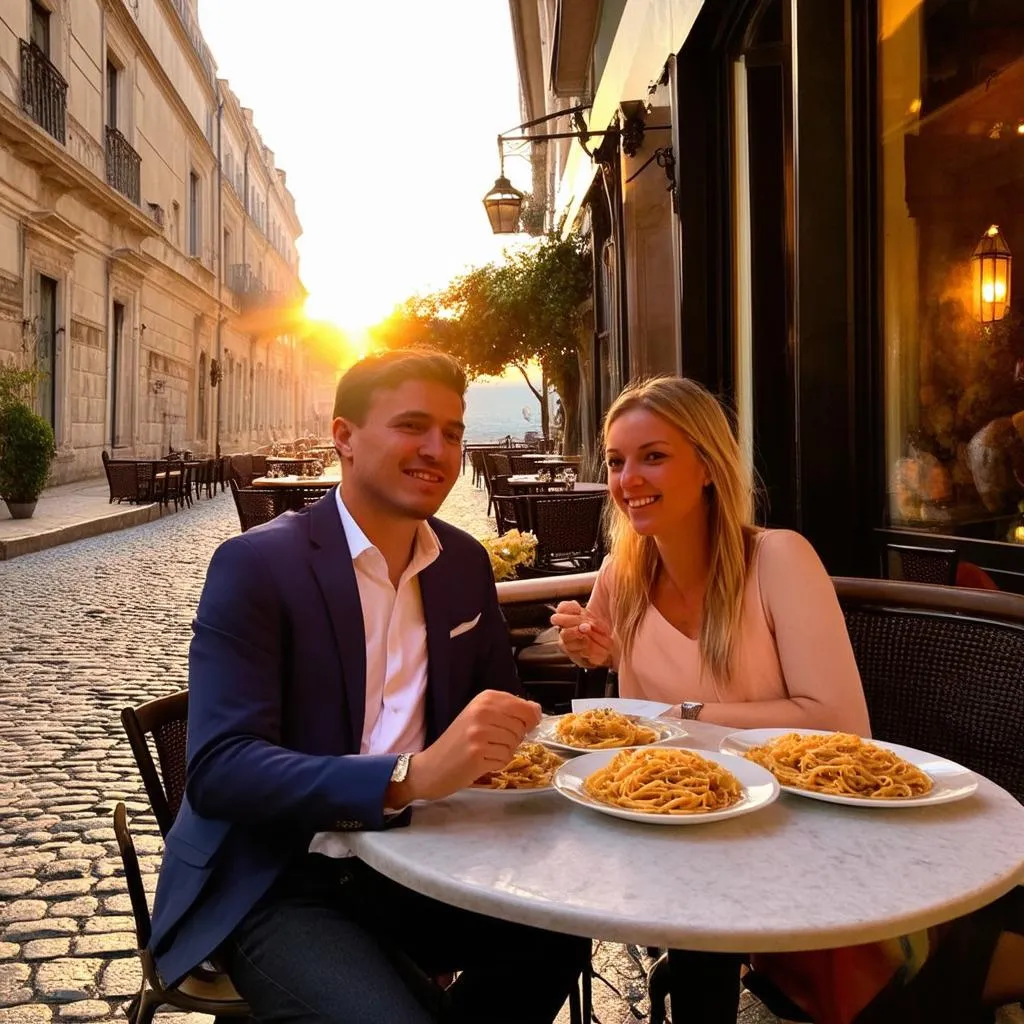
{"left": 719, "top": 729, "right": 978, "bottom": 807}
{"left": 469, "top": 742, "right": 565, "bottom": 794}
{"left": 551, "top": 746, "right": 779, "bottom": 824}
{"left": 529, "top": 707, "right": 687, "bottom": 753}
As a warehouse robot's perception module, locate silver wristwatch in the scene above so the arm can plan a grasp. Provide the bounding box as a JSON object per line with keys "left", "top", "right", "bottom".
{"left": 390, "top": 752, "right": 412, "bottom": 784}
{"left": 679, "top": 701, "right": 704, "bottom": 720}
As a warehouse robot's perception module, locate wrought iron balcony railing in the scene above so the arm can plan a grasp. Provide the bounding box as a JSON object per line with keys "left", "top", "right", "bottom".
{"left": 227, "top": 263, "right": 300, "bottom": 313}
{"left": 20, "top": 40, "right": 67, "bottom": 144}
{"left": 105, "top": 126, "right": 141, "bottom": 205}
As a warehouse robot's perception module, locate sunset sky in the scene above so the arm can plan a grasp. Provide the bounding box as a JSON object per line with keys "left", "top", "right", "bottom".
{"left": 197, "top": 1, "right": 533, "bottom": 338}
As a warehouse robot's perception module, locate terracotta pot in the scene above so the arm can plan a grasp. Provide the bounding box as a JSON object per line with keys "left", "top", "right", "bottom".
{"left": 4, "top": 500, "right": 37, "bottom": 519}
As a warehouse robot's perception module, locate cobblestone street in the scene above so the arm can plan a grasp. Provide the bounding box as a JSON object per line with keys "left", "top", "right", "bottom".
{"left": 0, "top": 477, "right": 496, "bottom": 1024}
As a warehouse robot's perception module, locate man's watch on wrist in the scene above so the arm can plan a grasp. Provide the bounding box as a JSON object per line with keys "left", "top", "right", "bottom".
{"left": 679, "top": 701, "right": 704, "bottom": 720}
{"left": 390, "top": 753, "right": 413, "bottom": 784}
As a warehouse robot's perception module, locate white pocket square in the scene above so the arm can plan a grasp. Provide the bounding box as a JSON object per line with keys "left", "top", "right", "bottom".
{"left": 449, "top": 613, "right": 482, "bottom": 639}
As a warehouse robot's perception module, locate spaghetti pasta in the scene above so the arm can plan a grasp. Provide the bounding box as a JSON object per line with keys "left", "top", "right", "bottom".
{"left": 473, "top": 741, "right": 565, "bottom": 790}
{"left": 554, "top": 708, "right": 659, "bottom": 749}
{"left": 584, "top": 747, "right": 743, "bottom": 814}
{"left": 743, "top": 732, "right": 933, "bottom": 799}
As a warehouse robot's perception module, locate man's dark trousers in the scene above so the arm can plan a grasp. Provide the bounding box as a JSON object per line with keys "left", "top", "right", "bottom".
{"left": 220, "top": 854, "right": 590, "bottom": 1024}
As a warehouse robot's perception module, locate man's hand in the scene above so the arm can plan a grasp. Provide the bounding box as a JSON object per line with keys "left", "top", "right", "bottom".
{"left": 550, "top": 600, "right": 614, "bottom": 669}
{"left": 388, "top": 690, "right": 542, "bottom": 804}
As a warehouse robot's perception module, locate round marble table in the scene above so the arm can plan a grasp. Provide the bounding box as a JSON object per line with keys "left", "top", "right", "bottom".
{"left": 349, "top": 721, "right": 1024, "bottom": 1019}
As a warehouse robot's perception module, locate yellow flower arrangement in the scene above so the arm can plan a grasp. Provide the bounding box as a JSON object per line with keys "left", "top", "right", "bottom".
{"left": 481, "top": 529, "right": 538, "bottom": 581}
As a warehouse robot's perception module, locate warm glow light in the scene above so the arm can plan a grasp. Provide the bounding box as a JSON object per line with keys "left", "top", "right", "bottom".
{"left": 197, "top": 2, "right": 529, "bottom": 343}
{"left": 1017, "top": 122, "right": 1024, "bottom": 136}
{"left": 982, "top": 280, "right": 1007, "bottom": 304}
{"left": 908, "top": 98, "right": 922, "bottom": 115}
{"left": 973, "top": 225, "right": 1012, "bottom": 323}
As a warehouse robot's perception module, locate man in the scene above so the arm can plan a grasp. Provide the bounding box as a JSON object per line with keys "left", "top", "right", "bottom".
{"left": 149, "top": 349, "right": 589, "bottom": 1023}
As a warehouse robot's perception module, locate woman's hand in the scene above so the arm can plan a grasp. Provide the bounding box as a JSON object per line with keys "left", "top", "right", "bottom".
{"left": 550, "top": 600, "right": 615, "bottom": 669}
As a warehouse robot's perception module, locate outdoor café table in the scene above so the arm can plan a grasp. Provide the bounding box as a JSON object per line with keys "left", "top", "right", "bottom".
{"left": 348, "top": 721, "right": 1024, "bottom": 1023}
{"left": 266, "top": 455, "right": 319, "bottom": 468}
{"left": 524, "top": 455, "right": 583, "bottom": 466}
{"left": 251, "top": 473, "right": 339, "bottom": 490}
{"left": 506, "top": 476, "right": 607, "bottom": 491}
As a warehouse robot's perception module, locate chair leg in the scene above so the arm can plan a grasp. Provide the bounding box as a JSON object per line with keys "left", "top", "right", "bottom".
{"left": 582, "top": 961, "right": 592, "bottom": 1022}
{"left": 647, "top": 953, "right": 669, "bottom": 1024}
{"left": 567, "top": 984, "right": 582, "bottom": 1024}
{"left": 133, "top": 985, "right": 159, "bottom": 1024}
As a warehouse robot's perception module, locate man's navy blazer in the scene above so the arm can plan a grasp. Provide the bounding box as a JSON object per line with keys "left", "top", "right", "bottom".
{"left": 148, "top": 491, "right": 520, "bottom": 985}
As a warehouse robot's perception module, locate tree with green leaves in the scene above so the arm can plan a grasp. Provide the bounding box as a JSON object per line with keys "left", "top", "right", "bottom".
{"left": 372, "top": 233, "right": 591, "bottom": 447}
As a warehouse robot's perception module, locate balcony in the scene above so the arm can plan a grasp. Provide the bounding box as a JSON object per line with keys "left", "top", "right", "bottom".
{"left": 227, "top": 263, "right": 301, "bottom": 315}
{"left": 20, "top": 40, "right": 67, "bottom": 144}
{"left": 105, "top": 127, "right": 141, "bottom": 205}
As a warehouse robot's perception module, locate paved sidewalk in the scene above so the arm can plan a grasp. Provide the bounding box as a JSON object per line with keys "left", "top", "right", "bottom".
{"left": 0, "top": 480, "right": 160, "bottom": 562}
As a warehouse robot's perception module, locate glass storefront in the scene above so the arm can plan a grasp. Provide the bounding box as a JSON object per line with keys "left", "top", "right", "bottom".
{"left": 880, "top": 0, "right": 1024, "bottom": 545}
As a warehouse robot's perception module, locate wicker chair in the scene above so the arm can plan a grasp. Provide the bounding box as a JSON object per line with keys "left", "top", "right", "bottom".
{"left": 117, "top": 689, "right": 249, "bottom": 1024}
{"left": 101, "top": 451, "right": 142, "bottom": 503}
{"left": 884, "top": 544, "right": 958, "bottom": 586}
{"left": 489, "top": 479, "right": 521, "bottom": 534}
{"left": 113, "top": 804, "right": 249, "bottom": 1024}
{"left": 266, "top": 457, "right": 305, "bottom": 475}
{"left": 120, "top": 689, "right": 189, "bottom": 837}
{"left": 835, "top": 577, "right": 1024, "bottom": 801}
{"left": 469, "top": 449, "right": 487, "bottom": 488}
{"left": 278, "top": 487, "right": 331, "bottom": 513}
{"left": 528, "top": 492, "right": 606, "bottom": 571}
{"left": 229, "top": 478, "right": 284, "bottom": 532}
{"left": 159, "top": 465, "right": 187, "bottom": 511}
{"left": 508, "top": 453, "right": 541, "bottom": 475}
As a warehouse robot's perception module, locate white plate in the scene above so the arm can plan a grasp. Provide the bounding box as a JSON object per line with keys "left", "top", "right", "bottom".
{"left": 552, "top": 747, "right": 779, "bottom": 825}
{"left": 571, "top": 697, "right": 675, "bottom": 717}
{"left": 528, "top": 713, "right": 688, "bottom": 753}
{"left": 718, "top": 728, "right": 979, "bottom": 807}
{"left": 465, "top": 782, "right": 558, "bottom": 796}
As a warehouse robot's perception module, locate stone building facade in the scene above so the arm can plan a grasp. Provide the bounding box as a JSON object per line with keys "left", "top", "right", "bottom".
{"left": 0, "top": 0, "right": 335, "bottom": 484}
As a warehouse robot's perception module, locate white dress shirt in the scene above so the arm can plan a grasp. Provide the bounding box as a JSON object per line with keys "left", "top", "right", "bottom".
{"left": 309, "top": 489, "right": 441, "bottom": 858}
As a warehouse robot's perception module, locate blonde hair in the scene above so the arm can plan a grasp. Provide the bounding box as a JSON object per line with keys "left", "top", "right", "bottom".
{"left": 602, "top": 376, "right": 756, "bottom": 686}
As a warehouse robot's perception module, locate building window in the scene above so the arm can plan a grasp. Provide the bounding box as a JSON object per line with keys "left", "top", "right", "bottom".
{"left": 223, "top": 227, "right": 232, "bottom": 281}
{"left": 110, "top": 300, "right": 131, "bottom": 448}
{"left": 198, "top": 352, "right": 207, "bottom": 440}
{"left": 188, "top": 171, "right": 200, "bottom": 256}
{"left": 106, "top": 57, "right": 118, "bottom": 128}
{"left": 36, "top": 272, "right": 58, "bottom": 428}
{"left": 30, "top": 1, "right": 50, "bottom": 57}
{"left": 880, "top": 0, "right": 1024, "bottom": 543}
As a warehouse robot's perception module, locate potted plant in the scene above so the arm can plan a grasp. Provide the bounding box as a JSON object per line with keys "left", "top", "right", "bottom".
{"left": 0, "top": 401, "right": 56, "bottom": 519}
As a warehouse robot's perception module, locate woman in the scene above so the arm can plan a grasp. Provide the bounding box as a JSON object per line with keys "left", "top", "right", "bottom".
{"left": 552, "top": 375, "right": 1023, "bottom": 1023}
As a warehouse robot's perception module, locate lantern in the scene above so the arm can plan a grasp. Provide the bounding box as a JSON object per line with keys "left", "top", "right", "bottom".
{"left": 482, "top": 175, "right": 524, "bottom": 235}
{"left": 972, "top": 225, "right": 1012, "bottom": 322}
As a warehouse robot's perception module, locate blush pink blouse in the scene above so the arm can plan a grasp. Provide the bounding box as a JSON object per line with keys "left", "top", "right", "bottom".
{"left": 585, "top": 529, "right": 870, "bottom": 734}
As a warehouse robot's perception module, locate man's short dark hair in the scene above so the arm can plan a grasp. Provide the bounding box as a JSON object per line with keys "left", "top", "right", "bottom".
{"left": 332, "top": 348, "right": 468, "bottom": 424}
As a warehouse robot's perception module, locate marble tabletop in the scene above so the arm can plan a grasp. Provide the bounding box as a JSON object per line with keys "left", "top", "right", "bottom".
{"left": 348, "top": 721, "right": 1024, "bottom": 954}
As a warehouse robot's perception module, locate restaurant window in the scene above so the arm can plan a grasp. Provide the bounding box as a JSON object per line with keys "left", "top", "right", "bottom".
{"left": 881, "top": 0, "right": 1024, "bottom": 544}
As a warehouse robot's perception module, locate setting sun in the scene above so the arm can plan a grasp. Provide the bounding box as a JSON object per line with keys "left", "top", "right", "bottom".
{"left": 199, "top": 2, "right": 531, "bottom": 345}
